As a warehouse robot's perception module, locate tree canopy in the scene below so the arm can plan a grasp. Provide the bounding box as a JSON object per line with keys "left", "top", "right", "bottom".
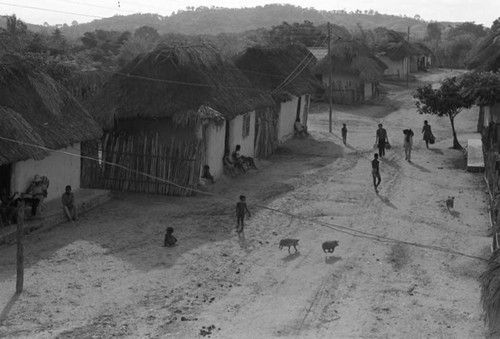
{"left": 414, "top": 76, "right": 475, "bottom": 149}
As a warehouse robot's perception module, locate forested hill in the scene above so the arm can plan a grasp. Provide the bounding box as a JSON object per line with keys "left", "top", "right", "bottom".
{"left": 53, "top": 4, "right": 440, "bottom": 40}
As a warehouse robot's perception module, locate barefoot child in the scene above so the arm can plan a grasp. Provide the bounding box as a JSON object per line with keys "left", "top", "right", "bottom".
{"left": 236, "top": 195, "right": 251, "bottom": 234}
{"left": 341, "top": 123, "right": 347, "bottom": 145}
{"left": 164, "top": 227, "right": 177, "bottom": 247}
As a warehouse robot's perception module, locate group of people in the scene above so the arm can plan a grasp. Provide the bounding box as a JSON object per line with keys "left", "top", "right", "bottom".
{"left": 0, "top": 174, "right": 78, "bottom": 227}
{"left": 370, "top": 120, "right": 435, "bottom": 192}
{"left": 222, "top": 144, "right": 258, "bottom": 177}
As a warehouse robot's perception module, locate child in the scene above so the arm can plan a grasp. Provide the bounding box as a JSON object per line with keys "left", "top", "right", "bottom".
{"left": 61, "top": 185, "right": 78, "bottom": 221}
{"left": 341, "top": 123, "right": 348, "bottom": 145}
{"left": 236, "top": 195, "right": 251, "bottom": 234}
{"left": 164, "top": 227, "right": 177, "bottom": 247}
{"left": 201, "top": 165, "right": 215, "bottom": 183}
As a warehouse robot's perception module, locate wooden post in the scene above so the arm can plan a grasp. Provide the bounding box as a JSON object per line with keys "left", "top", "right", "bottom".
{"left": 16, "top": 200, "right": 25, "bottom": 294}
{"left": 328, "top": 22, "right": 333, "bottom": 133}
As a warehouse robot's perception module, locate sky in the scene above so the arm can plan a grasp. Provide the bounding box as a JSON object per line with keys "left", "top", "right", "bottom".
{"left": 0, "top": 0, "right": 498, "bottom": 27}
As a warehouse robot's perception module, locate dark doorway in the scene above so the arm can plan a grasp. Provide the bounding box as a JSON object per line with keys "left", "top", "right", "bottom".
{"left": 0, "top": 164, "right": 11, "bottom": 193}
{"left": 224, "top": 119, "right": 230, "bottom": 155}
{"left": 295, "top": 96, "right": 302, "bottom": 121}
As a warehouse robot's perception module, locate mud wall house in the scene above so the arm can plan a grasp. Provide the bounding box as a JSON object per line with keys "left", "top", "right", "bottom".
{"left": 0, "top": 58, "right": 102, "bottom": 201}
{"left": 234, "top": 45, "right": 321, "bottom": 154}
{"left": 377, "top": 41, "right": 423, "bottom": 80}
{"left": 312, "top": 44, "right": 387, "bottom": 104}
{"left": 86, "top": 45, "right": 274, "bottom": 195}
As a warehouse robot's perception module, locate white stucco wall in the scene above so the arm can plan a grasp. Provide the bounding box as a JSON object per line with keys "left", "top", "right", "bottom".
{"left": 204, "top": 121, "right": 226, "bottom": 179}
{"left": 278, "top": 95, "right": 310, "bottom": 143}
{"left": 278, "top": 97, "right": 299, "bottom": 143}
{"left": 228, "top": 111, "right": 256, "bottom": 157}
{"left": 11, "top": 143, "right": 81, "bottom": 202}
{"left": 380, "top": 56, "right": 408, "bottom": 79}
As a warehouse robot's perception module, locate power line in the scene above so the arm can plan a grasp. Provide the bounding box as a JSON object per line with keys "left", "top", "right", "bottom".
{"left": 0, "top": 2, "right": 106, "bottom": 20}
{"left": 0, "top": 134, "right": 489, "bottom": 262}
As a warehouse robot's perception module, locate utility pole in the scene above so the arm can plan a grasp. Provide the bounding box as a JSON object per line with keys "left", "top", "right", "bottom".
{"left": 407, "top": 26, "right": 410, "bottom": 88}
{"left": 328, "top": 22, "right": 333, "bottom": 133}
{"left": 16, "top": 200, "right": 25, "bottom": 294}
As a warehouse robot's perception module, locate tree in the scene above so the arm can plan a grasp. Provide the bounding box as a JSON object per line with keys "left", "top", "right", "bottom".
{"left": 414, "top": 77, "right": 475, "bottom": 149}
{"left": 492, "top": 17, "right": 500, "bottom": 34}
{"left": 460, "top": 71, "right": 500, "bottom": 106}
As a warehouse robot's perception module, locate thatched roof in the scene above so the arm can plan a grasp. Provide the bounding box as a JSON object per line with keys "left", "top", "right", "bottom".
{"left": 0, "top": 57, "right": 102, "bottom": 166}
{"left": 466, "top": 32, "right": 500, "bottom": 72}
{"left": 379, "top": 41, "right": 423, "bottom": 61}
{"left": 87, "top": 44, "right": 275, "bottom": 128}
{"left": 314, "top": 39, "right": 387, "bottom": 82}
{"left": 234, "top": 44, "right": 322, "bottom": 102}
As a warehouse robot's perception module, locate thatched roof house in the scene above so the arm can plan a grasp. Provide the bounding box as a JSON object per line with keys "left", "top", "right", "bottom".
{"left": 234, "top": 44, "right": 321, "bottom": 149}
{"left": 88, "top": 44, "right": 275, "bottom": 129}
{"left": 0, "top": 58, "right": 102, "bottom": 166}
{"left": 233, "top": 44, "right": 322, "bottom": 102}
{"left": 313, "top": 39, "right": 388, "bottom": 82}
{"left": 467, "top": 31, "right": 500, "bottom": 72}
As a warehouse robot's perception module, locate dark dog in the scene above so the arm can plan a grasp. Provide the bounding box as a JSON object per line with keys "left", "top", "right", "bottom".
{"left": 322, "top": 240, "right": 339, "bottom": 253}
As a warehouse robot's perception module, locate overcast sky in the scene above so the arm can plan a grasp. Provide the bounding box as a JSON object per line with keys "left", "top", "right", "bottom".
{"left": 1, "top": 0, "right": 498, "bottom": 27}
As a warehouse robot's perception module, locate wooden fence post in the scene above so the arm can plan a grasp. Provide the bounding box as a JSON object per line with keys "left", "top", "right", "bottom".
{"left": 16, "top": 200, "right": 25, "bottom": 294}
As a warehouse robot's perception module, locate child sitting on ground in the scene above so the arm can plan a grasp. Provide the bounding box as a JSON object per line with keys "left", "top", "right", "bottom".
{"left": 164, "top": 227, "right": 177, "bottom": 247}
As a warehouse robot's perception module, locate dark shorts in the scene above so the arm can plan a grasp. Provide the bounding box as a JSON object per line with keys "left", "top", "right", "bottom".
{"left": 372, "top": 169, "right": 381, "bottom": 179}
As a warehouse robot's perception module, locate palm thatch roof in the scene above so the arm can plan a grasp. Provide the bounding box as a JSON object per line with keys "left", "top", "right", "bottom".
{"left": 87, "top": 44, "right": 275, "bottom": 129}
{"left": 314, "top": 39, "right": 387, "bottom": 82}
{"left": 233, "top": 44, "right": 322, "bottom": 102}
{"left": 379, "top": 41, "right": 423, "bottom": 61}
{"left": 0, "top": 57, "right": 102, "bottom": 166}
{"left": 466, "top": 32, "right": 500, "bottom": 72}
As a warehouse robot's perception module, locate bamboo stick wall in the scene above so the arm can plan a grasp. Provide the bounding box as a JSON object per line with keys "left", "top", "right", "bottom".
{"left": 254, "top": 107, "right": 279, "bottom": 159}
{"left": 81, "top": 132, "right": 202, "bottom": 196}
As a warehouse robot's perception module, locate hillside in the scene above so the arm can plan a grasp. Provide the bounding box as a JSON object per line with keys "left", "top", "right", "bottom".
{"left": 46, "top": 4, "right": 443, "bottom": 41}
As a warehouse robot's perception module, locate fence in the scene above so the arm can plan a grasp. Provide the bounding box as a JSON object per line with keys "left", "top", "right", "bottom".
{"left": 81, "top": 132, "right": 202, "bottom": 196}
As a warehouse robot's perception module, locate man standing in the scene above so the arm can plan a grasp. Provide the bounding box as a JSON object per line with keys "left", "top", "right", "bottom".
{"left": 62, "top": 185, "right": 77, "bottom": 221}
{"left": 372, "top": 153, "right": 381, "bottom": 192}
{"left": 375, "top": 123, "right": 388, "bottom": 158}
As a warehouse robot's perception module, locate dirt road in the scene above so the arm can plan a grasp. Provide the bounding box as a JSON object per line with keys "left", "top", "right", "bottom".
{"left": 0, "top": 70, "right": 491, "bottom": 338}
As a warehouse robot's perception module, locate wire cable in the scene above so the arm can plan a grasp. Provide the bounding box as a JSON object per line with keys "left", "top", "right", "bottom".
{"left": 0, "top": 134, "right": 489, "bottom": 262}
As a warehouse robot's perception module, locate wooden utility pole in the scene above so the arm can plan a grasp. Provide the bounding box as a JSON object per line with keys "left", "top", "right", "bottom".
{"left": 16, "top": 200, "right": 25, "bottom": 294}
{"left": 328, "top": 22, "right": 333, "bottom": 133}
{"left": 407, "top": 26, "right": 410, "bottom": 88}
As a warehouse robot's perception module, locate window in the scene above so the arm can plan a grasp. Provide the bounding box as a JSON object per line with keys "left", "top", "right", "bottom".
{"left": 242, "top": 113, "right": 250, "bottom": 138}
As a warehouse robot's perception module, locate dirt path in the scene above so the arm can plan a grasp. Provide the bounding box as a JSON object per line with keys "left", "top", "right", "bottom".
{"left": 0, "top": 70, "right": 491, "bottom": 338}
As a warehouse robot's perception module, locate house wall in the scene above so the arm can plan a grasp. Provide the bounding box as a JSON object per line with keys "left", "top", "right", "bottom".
{"left": 329, "top": 74, "right": 364, "bottom": 104}
{"left": 204, "top": 121, "right": 226, "bottom": 179}
{"left": 228, "top": 111, "right": 256, "bottom": 157}
{"left": 11, "top": 143, "right": 81, "bottom": 202}
{"left": 380, "top": 56, "right": 408, "bottom": 80}
{"left": 364, "top": 83, "right": 372, "bottom": 99}
{"left": 278, "top": 97, "right": 299, "bottom": 143}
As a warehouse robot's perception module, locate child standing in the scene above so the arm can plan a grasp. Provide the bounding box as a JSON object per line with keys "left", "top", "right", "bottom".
{"left": 341, "top": 123, "right": 348, "bottom": 145}
{"left": 164, "top": 227, "right": 177, "bottom": 247}
{"left": 236, "top": 195, "right": 251, "bottom": 234}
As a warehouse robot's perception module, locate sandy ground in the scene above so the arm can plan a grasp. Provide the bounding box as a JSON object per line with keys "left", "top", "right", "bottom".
{"left": 0, "top": 69, "right": 492, "bottom": 339}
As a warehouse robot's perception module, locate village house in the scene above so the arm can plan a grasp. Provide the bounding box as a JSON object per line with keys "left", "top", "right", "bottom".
{"left": 311, "top": 42, "right": 387, "bottom": 104}
{"left": 0, "top": 58, "right": 102, "bottom": 206}
{"left": 86, "top": 44, "right": 274, "bottom": 195}
{"left": 234, "top": 45, "right": 321, "bottom": 156}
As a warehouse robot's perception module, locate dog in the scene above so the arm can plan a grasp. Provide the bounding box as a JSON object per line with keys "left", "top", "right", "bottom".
{"left": 279, "top": 239, "right": 299, "bottom": 254}
{"left": 322, "top": 240, "right": 339, "bottom": 254}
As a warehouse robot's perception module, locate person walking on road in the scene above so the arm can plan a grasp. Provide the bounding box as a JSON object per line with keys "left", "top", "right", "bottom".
{"left": 422, "top": 120, "right": 433, "bottom": 149}
{"left": 341, "top": 123, "right": 348, "bottom": 145}
{"left": 372, "top": 153, "right": 381, "bottom": 192}
{"left": 403, "top": 128, "right": 414, "bottom": 162}
{"left": 375, "top": 124, "right": 388, "bottom": 158}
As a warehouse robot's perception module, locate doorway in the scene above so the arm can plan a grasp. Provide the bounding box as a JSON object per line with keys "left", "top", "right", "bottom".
{"left": 0, "top": 164, "right": 12, "bottom": 194}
